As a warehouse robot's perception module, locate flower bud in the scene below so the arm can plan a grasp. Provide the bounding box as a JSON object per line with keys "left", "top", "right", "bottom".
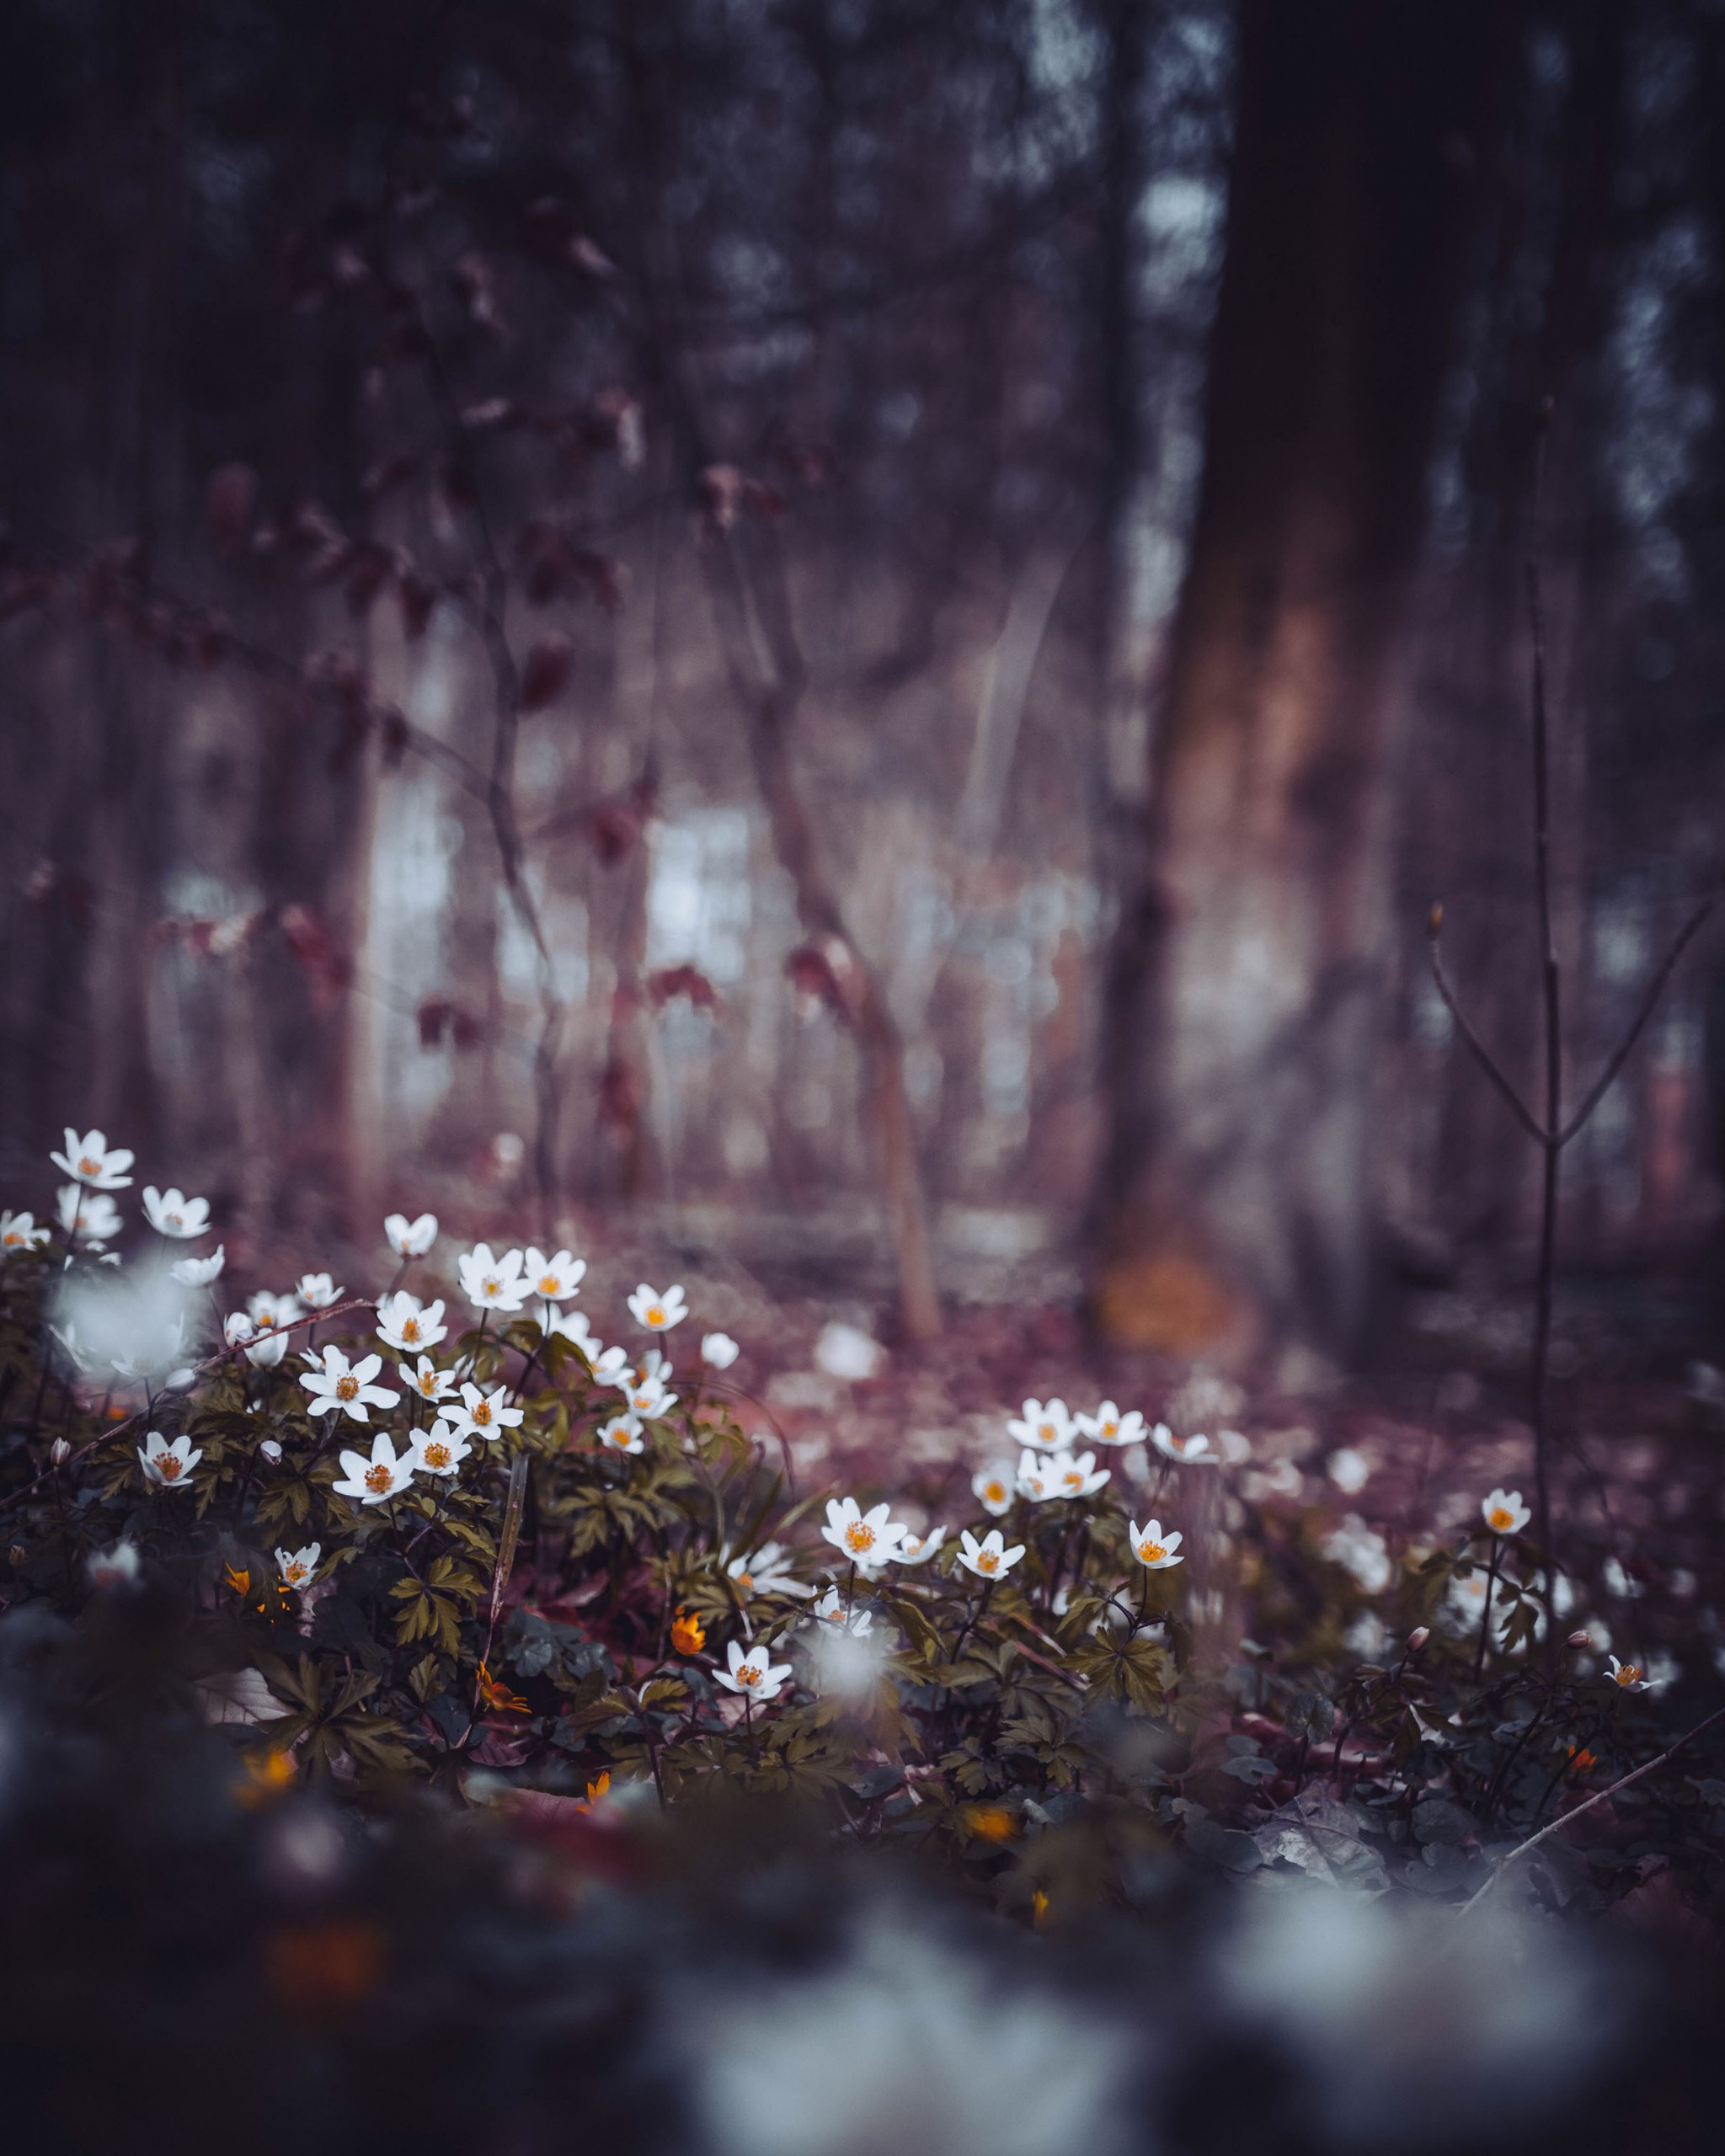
{"left": 1566, "top": 1630, "right": 1591, "bottom": 1650}
{"left": 49, "top": 1438, "right": 70, "bottom": 1465}
{"left": 1405, "top": 1626, "right": 1429, "bottom": 1653}
{"left": 259, "top": 1439, "right": 283, "bottom": 1463}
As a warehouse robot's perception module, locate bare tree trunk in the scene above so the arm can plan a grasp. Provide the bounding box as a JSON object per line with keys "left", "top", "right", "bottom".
{"left": 1093, "top": 0, "right": 1514, "bottom": 1364}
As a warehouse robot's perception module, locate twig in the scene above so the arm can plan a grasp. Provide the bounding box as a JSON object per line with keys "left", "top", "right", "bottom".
{"left": 1457, "top": 1698, "right": 1725, "bottom": 1917}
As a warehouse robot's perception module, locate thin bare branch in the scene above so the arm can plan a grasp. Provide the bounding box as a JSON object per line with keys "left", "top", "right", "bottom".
{"left": 1425, "top": 916, "right": 1547, "bottom": 1145}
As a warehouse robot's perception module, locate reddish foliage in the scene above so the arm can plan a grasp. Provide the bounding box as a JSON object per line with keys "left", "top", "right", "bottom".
{"left": 647, "top": 963, "right": 719, "bottom": 1012}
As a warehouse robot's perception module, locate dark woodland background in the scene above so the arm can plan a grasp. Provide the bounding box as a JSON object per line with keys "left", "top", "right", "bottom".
{"left": 3, "top": 0, "right": 1725, "bottom": 1378}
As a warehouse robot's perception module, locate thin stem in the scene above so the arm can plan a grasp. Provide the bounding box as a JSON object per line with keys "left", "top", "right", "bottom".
{"left": 1424, "top": 926, "right": 1547, "bottom": 1145}
{"left": 1525, "top": 552, "right": 1560, "bottom": 1607}
{"left": 1471, "top": 1537, "right": 1503, "bottom": 1684}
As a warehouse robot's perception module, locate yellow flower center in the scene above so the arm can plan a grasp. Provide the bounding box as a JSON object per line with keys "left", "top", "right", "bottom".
{"left": 1038, "top": 1422, "right": 1055, "bottom": 1442}
{"left": 157, "top": 1454, "right": 182, "bottom": 1481}
{"left": 401, "top": 1318, "right": 419, "bottom": 1342}
{"left": 165, "top": 1213, "right": 181, "bottom": 1229}
{"left": 734, "top": 1662, "right": 761, "bottom": 1687}
{"left": 336, "top": 1375, "right": 358, "bottom": 1400}
{"left": 844, "top": 1521, "right": 876, "bottom": 1554}
{"left": 976, "top": 1550, "right": 999, "bottom": 1574}
{"left": 1101, "top": 1420, "right": 1118, "bottom": 1438}
{"left": 364, "top": 1463, "right": 393, "bottom": 1495}
{"left": 483, "top": 1279, "right": 500, "bottom": 1299}
{"left": 473, "top": 1401, "right": 492, "bottom": 1426}
{"left": 418, "top": 1374, "right": 436, "bottom": 1395}
{"left": 647, "top": 1305, "right": 665, "bottom": 1326}
{"left": 984, "top": 1481, "right": 1006, "bottom": 1505}
{"left": 285, "top": 1563, "right": 307, "bottom": 1587}
{"left": 1616, "top": 1664, "right": 1642, "bottom": 1686}
{"left": 1063, "top": 1471, "right": 1083, "bottom": 1490}
{"left": 3, "top": 1231, "right": 21, "bottom": 1246}
{"left": 78, "top": 1155, "right": 99, "bottom": 1176}
{"left": 424, "top": 1442, "right": 451, "bottom": 1470}
{"left": 735, "top": 1571, "right": 754, "bottom": 1593}
{"left": 540, "top": 1276, "right": 559, "bottom": 1296}
{"left": 1488, "top": 1508, "right": 1513, "bottom": 1531}
{"left": 1138, "top": 1540, "right": 1166, "bottom": 1564}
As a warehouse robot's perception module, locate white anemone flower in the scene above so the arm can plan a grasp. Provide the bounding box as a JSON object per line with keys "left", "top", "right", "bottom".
{"left": 457, "top": 1242, "right": 527, "bottom": 1315}
{"left": 1482, "top": 1487, "right": 1532, "bottom": 1538}
{"left": 258, "top": 1439, "right": 282, "bottom": 1462}
{"left": 809, "top": 1588, "right": 874, "bottom": 1636}
{"left": 714, "top": 1639, "right": 793, "bottom": 1701}
{"left": 332, "top": 1433, "right": 416, "bottom": 1508}
{"left": 138, "top": 1430, "right": 201, "bottom": 1489}
{"left": 51, "top": 1128, "right": 134, "bottom": 1190}
{"left": 1042, "top": 1449, "right": 1110, "bottom": 1500}
{"left": 110, "top": 1314, "right": 191, "bottom": 1383}
{"left": 1322, "top": 1513, "right": 1391, "bottom": 1594}
{"left": 376, "top": 1291, "right": 447, "bottom": 1354}
{"left": 171, "top": 1245, "right": 226, "bottom": 1287}
{"left": 726, "top": 1542, "right": 812, "bottom": 1598}
{"left": 411, "top": 1419, "right": 471, "bottom": 1479}
{"left": 972, "top": 1463, "right": 1016, "bottom": 1518}
{"left": 240, "top": 1289, "right": 302, "bottom": 1366}
{"left": 1077, "top": 1401, "right": 1146, "bottom": 1449}
{"left": 384, "top": 1211, "right": 438, "bottom": 1257}
{"left": 141, "top": 1186, "right": 211, "bottom": 1239}
{"left": 547, "top": 1307, "right": 604, "bottom": 1362}
{"left": 1007, "top": 1398, "right": 1074, "bottom": 1451}
{"left": 88, "top": 1540, "right": 141, "bottom": 1590}
{"left": 589, "top": 1343, "right": 631, "bottom": 1384}
{"left": 701, "top": 1331, "right": 740, "bottom": 1369}
{"left": 296, "top": 1272, "right": 344, "bottom": 1311}
{"left": 956, "top": 1529, "right": 1025, "bottom": 1581}
{"left": 398, "top": 1354, "right": 455, "bottom": 1405}
{"left": 1605, "top": 1655, "right": 1650, "bottom": 1692}
{"left": 1129, "top": 1518, "right": 1184, "bottom": 1569}
{"left": 275, "top": 1542, "right": 322, "bottom": 1588}
{"left": 1, "top": 1209, "right": 51, "bottom": 1253}
{"left": 523, "top": 1246, "right": 586, "bottom": 1305}
{"left": 622, "top": 1372, "right": 678, "bottom": 1420}
{"left": 820, "top": 1496, "right": 910, "bottom": 1567}
{"left": 299, "top": 1345, "right": 398, "bottom": 1423}
{"left": 1016, "top": 1449, "right": 1062, "bottom": 1502}
{"left": 449, "top": 1380, "right": 524, "bottom": 1441}
{"left": 597, "top": 1412, "right": 646, "bottom": 1454}
{"left": 1151, "top": 1423, "right": 1212, "bottom": 1463}
{"left": 56, "top": 1184, "right": 121, "bottom": 1245}
{"left": 627, "top": 1281, "right": 687, "bottom": 1331}
{"left": 895, "top": 1525, "right": 948, "bottom": 1564}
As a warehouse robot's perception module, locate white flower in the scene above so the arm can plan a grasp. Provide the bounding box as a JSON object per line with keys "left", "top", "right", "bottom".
{"left": 376, "top": 1291, "right": 448, "bottom": 1354}
{"left": 1327, "top": 1447, "right": 1372, "bottom": 1495}
{"left": 1043, "top": 1449, "right": 1110, "bottom": 1501}
{"left": 449, "top": 1380, "right": 524, "bottom": 1441}
{"left": 239, "top": 1289, "right": 302, "bottom": 1365}
{"left": 51, "top": 1127, "right": 134, "bottom": 1190}
{"left": 1128, "top": 1518, "right": 1184, "bottom": 1569}
{"left": 809, "top": 1588, "right": 874, "bottom": 1636}
{"left": 56, "top": 1184, "right": 121, "bottom": 1244}
{"left": 1481, "top": 1487, "right": 1532, "bottom": 1538}
{"left": 714, "top": 1639, "right": 793, "bottom": 1701}
{"left": 384, "top": 1211, "right": 438, "bottom": 1257}
{"left": 141, "top": 1186, "right": 211, "bottom": 1239}
{"left": 627, "top": 1282, "right": 687, "bottom": 1331}
{"left": 895, "top": 1525, "right": 947, "bottom": 1564}
{"left": 457, "top": 1242, "right": 527, "bottom": 1315}
{"left": 1077, "top": 1401, "right": 1146, "bottom": 1449}
{"left": 332, "top": 1432, "right": 416, "bottom": 1508}
{"left": 1007, "top": 1398, "right": 1074, "bottom": 1451}
{"left": 820, "top": 1497, "right": 909, "bottom": 1566}
{"left": 411, "top": 1419, "right": 471, "bottom": 1478}
{"left": 726, "top": 1542, "right": 811, "bottom": 1598}
{"left": 1, "top": 1210, "right": 51, "bottom": 1253}
{"left": 523, "top": 1246, "right": 587, "bottom": 1304}
{"left": 597, "top": 1412, "right": 645, "bottom": 1454}
{"left": 956, "top": 1529, "right": 1025, "bottom": 1580}
{"left": 87, "top": 1540, "right": 140, "bottom": 1590}
{"left": 299, "top": 1344, "right": 398, "bottom": 1423}
{"left": 1322, "top": 1513, "right": 1391, "bottom": 1594}
{"left": 171, "top": 1245, "right": 226, "bottom": 1287}
{"left": 972, "top": 1463, "right": 1016, "bottom": 1518}
{"left": 225, "top": 1310, "right": 257, "bottom": 1347}
{"left": 110, "top": 1314, "right": 190, "bottom": 1383}
{"left": 296, "top": 1272, "right": 344, "bottom": 1311}
{"left": 589, "top": 1344, "right": 632, "bottom": 1384}
{"left": 1605, "top": 1655, "right": 1650, "bottom": 1692}
{"left": 259, "top": 1439, "right": 282, "bottom": 1463}
{"left": 547, "top": 1308, "right": 604, "bottom": 1359}
{"left": 138, "top": 1430, "right": 201, "bottom": 1489}
{"left": 1151, "top": 1423, "right": 1212, "bottom": 1464}
{"left": 701, "top": 1331, "right": 740, "bottom": 1369}
{"left": 275, "top": 1542, "right": 322, "bottom": 1588}
{"left": 622, "top": 1372, "right": 678, "bottom": 1420}
{"left": 398, "top": 1354, "right": 455, "bottom": 1405}
{"left": 1016, "top": 1449, "right": 1065, "bottom": 1502}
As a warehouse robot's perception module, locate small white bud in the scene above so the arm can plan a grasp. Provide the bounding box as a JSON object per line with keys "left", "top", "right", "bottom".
{"left": 259, "top": 1439, "right": 283, "bottom": 1463}
{"left": 1406, "top": 1626, "right": 1429, "bottom": 1653}
{"left": 49, "top": 1438, "right": 71, "bottom": 1465}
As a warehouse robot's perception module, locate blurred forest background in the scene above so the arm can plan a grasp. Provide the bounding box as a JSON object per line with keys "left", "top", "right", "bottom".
{"left": 3, "top": 0, "right": 1724, "bottom": 1376}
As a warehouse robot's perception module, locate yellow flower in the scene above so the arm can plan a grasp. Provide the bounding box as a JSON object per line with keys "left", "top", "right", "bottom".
{"left": 670, "top": 1608, "right": 706, "bottom": 1655}
{"left": 236, "top": 1747, "right": 296, "bottom": 1808}
{"left": 1031, "top": 1889, "right": 1050, "bottom": 1927}
{"left": 964, "top": 1804, "right": 1019, "bottom": 1843}
{"left": 574, "top": 1770, "right": 611, "bottom": 1813}
{"left": 224, "top": 1563, "right": 251, "bottom": 1598}
{"left": 476, "top": 1662, "right": 531, "bottom": 1715}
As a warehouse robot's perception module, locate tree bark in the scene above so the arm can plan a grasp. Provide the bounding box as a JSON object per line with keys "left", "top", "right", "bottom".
{"left": 1094, "top": 0, "right": 1516, "bottom": 1364}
